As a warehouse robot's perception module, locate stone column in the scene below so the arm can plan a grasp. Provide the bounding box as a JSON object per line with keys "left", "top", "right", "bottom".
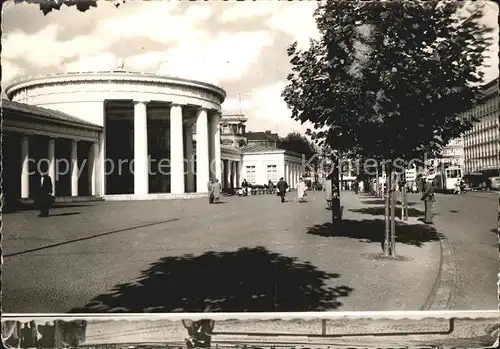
{"left": 88, "top": 141, "right": 97, "bottom": 196}
{"left": 221, "top": 160, "right": 226, "bottom": 189}
{"left": 236, "top": 161, "right": 241, "bottom": 188}
{"left": 211, "top": 111, "right": 222, "bottom": 181}
{"left": 184, "top": 123, "right": 195, "bottom": 193}
{"left": 134, "top": 101, "right": 149, "bottom": 195}
{"left": 287, "top": 164, "right": 291, "bottom": 186}
{"left": 196, "top": 108, "right": 210, "bottom": 192}
{"left": 99, "top": 132, "right": 105, "bottom": 196}
{"left": 21, "top": 135, "right": 30, "bottom": 199}
{"left": 227, "top": 160, "right": 233, "bottom": 189}
{"left": 170, "top": 104, "right": 185, "bottom": 194}
{"left": 48, "top": 138, "right": 56, "bottom": 196}
{"left": 71, "top": 140, "right": 79, "bottom": 196}
{"left": 231, "top": 161, "right": 237, "bottom": 189}
{"left": 283, "top": 162, "right": 290, "bottom": 184}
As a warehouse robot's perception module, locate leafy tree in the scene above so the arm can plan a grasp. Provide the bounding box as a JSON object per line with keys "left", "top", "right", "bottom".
{"left": 278, "top": 132, "right": 318, "bottom": 176}
{"left": 278, "top": 132, "right": 316, "bottom": 158}
{"left": 282, "top": 0, "right": 493, "bottom": 256}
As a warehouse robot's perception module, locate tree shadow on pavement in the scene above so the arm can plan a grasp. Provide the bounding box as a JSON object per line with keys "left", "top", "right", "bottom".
{"left": 361, "top": 200, "right": 419, "bottom": 206}
{"left": 350, "top": 206, "right": 424, "bottom": 217}
{"left": 307, "top": 219, "right": 439, "bottom": 247}
{"left": 69, "top": 246, "right": 353, "bottom": 313}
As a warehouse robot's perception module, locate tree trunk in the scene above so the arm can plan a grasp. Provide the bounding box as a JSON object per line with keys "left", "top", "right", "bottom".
{"left": 331, "top": 153, "right": 341, "bottom": 222}
{"left": 384, "top": 170, "right": 390, "bottom": 256}
{"left": 403, "top": 180, "right": 408, "bottom": 220}
{"left": 390, "top": 171, "right": 397, "bottom": 257}
{"left": 376, "top": 168, "right": 380, "bottom": 197}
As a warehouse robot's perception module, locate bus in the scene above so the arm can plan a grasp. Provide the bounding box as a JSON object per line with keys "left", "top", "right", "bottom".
{"left": 433, "top": 166, "right": 462, "bottom": 193}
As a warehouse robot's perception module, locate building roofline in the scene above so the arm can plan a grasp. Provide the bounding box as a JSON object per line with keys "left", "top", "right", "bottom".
{"left": 242, "top": 149, "right": 286, "bottom": 154}
{"left": 2, "top": 99, "right": 102, "bottom": 130}
{"left": 5, "top": 71, "right": 227, "bottom": 102}
{"left": 283, "top": 149, "right": 304, "bottom": 158}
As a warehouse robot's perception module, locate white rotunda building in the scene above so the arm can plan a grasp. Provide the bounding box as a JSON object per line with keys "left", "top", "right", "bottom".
{"left": 5, "top": 71, "right": 227, "bottom": 200}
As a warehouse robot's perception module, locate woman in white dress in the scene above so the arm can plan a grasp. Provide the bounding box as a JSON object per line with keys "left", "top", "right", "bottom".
{"left": 296, "top": 178, "right": 307, "bottom": 203}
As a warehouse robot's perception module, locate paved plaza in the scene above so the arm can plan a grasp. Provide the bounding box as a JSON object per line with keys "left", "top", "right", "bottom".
{"left": 2, "top": 190, "right": 498, "bottom": 313}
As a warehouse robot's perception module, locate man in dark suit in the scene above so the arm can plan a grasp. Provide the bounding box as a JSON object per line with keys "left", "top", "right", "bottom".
{"left": 276, "top": 177, "right": 289, "bottom": 203}
{"left": 37, "top": 171, "right": 53, "bottom": 217}
{"left": 421, "top": 179, "right": 435, "bottom": 224}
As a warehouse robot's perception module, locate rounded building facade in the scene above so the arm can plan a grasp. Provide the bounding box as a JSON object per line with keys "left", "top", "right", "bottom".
{"left": 5, "top": 71, "right": 227, "bottom": 199}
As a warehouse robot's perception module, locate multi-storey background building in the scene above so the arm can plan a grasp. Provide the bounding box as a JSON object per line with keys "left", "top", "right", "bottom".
{"left": 462, "top": 78, "right": 499, "bottom": 175}
{"left": 441, "top": 137, "right": 465, "bottom": 169}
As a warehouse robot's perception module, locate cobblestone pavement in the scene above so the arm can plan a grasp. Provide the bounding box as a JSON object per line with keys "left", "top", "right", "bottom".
{"left": 3, "top": 190, "right": 441, "bottom": 313}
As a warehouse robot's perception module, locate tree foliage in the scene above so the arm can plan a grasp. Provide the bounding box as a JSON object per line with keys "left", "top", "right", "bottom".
{"left": 278, "top": 131, "right": 317, "bottom": 161}
{"left": 16, "top": 0, "right": 126, "bottom": 15}
{"left": 282, "top": 0, "right": 494, "bottom": 163}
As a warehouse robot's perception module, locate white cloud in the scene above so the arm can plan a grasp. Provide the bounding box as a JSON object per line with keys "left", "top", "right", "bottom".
{"left": 95, "top": 2, "right": 203, "bottom": 45}
{"left": 267, "top": 3, "right": 321, "bottom": 50}
{"left": 125, "top": 51, "right": 168, "bottom": 72}
{"left": 2, "top": 24, "right": 113, "bottom": 68}
{"left": 185, "top": 5, "right": 213, "bottom": 21}
{"left": 219, "top": 1, "right": 283, "bottom": 22}
{"left": 157, "top": 30, "right": 274, "bottom": 84}
{"left": 64, "top": 53, "right": 117, "bottom": 72}
{"left": 480, "top": 1, "right": 499, "bottom": 82}
{"left": 222, "top": 97, "right": 253, "bottom": 112}
{"left": 1, "top": 59, "right": 26, "bottom": 85}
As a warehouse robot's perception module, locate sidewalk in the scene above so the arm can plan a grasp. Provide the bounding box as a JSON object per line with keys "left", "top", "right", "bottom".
{"left": 308, "top": 190, "right": 442, "bottom": 310}
{"left": 3, "top": 190, "right": 442, "bottom": 312}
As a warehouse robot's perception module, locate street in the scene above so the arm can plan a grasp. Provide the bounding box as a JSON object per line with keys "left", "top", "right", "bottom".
{"left": 431, "top": 191, "right": 498, "bottom": 310}
{"left": 2, "top": 190, "right": 497, "bottom": 313}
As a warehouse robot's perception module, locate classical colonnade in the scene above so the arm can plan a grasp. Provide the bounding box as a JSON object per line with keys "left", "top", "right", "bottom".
{"left": 284, "top": 162, "right": 302, "bottom": 189}
{"left": 221, "top": 158, "right": 242, "bottom": 190}
{"left": 17, "top": 135, "right": 98, "bottom": 199}
{"left": 111, "top": 101, "right": 244, "bottom": 196}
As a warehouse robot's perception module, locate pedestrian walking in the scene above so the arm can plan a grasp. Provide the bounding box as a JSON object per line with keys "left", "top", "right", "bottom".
{"left": 207, "top": 178, "right": 214, "bottom": 204}
{"left": 241, "top": 179, "right": 249, "bottom": 196}
{"left": 212, "top": 178, "right": 222, "bottom": 203}
{"left": 36, "top": 169, "right": 53, "bottom": 218}
{"left": 421, "top": 179, "right": 435, "bottom": 224}
{"left": 296, "top": 178, "right": 307, "bottom": 202}
{"left": 276, "top": 177, "right": 288, "bottom": 203}
{"left": 268, "top": 180, "right": 274, "bottom": 193}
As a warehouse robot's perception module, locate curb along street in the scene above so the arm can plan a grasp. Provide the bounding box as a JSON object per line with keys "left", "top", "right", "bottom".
{"left": 420, "top": 230, "right": 456, "bottom": 310}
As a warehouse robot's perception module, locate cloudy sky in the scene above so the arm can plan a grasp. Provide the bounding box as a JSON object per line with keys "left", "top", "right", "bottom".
{"left": 2, "top": 1, "right": 498, "bottom": 136}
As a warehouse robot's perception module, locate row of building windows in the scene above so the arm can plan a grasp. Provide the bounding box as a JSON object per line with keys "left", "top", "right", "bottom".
{"left": 246, "top": 165, "right": 256, "bottom": 183}
{"left": 245, "top": 165, "right": 278, "bottom": 184}
{"left": 464, "top": 143, "right": 500, "bottom": 159}
{"left": 464, "top": 130, "right": 499, "bottom": 146}
{"left": 464, "top": 156, "right": 498, "bottom": 172}
{"left": 463, "top": 96, "right": 499, "bottom": 118}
